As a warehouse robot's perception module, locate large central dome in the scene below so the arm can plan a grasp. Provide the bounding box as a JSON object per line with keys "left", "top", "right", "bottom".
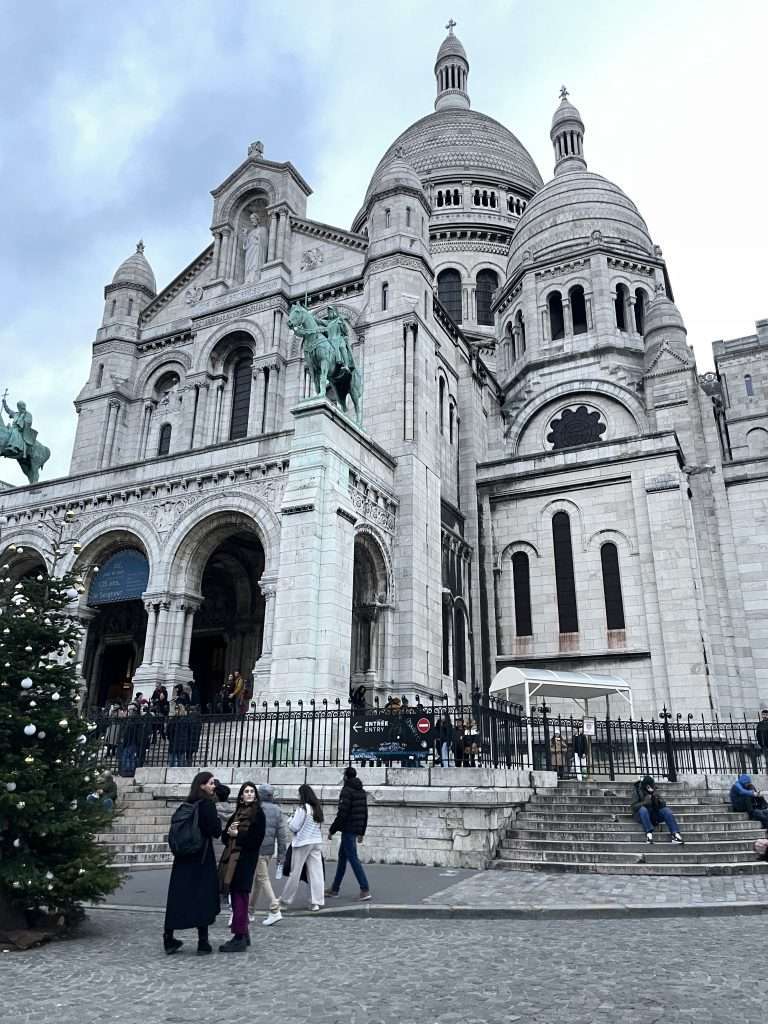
{"left": 352, "top": 26, "right": 542, "bottom": 231}
{"left": 365, "top": 109, "right": 542, "bottom": 200}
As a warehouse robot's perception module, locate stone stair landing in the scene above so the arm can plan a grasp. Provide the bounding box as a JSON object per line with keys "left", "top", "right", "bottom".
{"left": 495, "top": 781, "right": 768, "bottom": 876}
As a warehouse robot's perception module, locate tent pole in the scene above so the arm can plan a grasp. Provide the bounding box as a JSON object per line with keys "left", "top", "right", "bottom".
{"left": 525, "top": 681, "right": 533, "bottom": 769}
{"left": 630, "top": 690, "right": 640, "bottom": 770}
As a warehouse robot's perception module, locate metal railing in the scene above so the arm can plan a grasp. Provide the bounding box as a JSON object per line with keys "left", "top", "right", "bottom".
{"left": 89, "top": 698, "right": 768, "bottom": 781}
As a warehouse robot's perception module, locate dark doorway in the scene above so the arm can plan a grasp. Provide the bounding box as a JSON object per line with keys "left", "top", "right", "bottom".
{"left": 96, "top": 638, "right": 138, "bottom": 706}
{"left": 189, "top": 633, "right": 227, "bottom": 712}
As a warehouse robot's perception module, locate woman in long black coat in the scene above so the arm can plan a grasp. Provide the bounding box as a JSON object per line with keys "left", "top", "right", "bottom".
{"left": 163, "top": 771, "right": 229, "bottom": 955}
{"left": 218, "top": 781, "right": 266, "bottom": 953}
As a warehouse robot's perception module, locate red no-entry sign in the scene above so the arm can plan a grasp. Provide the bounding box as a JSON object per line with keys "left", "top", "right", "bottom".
{"left": 416, "top": 717, "right": 431, "bottom": 735}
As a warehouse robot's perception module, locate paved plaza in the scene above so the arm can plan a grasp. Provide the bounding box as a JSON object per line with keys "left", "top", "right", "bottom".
{"left": 4, "top": 908, "right": 763, "bottom": 1024}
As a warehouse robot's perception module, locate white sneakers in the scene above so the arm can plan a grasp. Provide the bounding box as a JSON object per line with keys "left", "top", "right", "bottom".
{"left": 262, "top": 911, "right": 282, "bottom": 926}
{"left": 671, "top": 832, "right": 685, "bottom": 844}
{"left": 646, "top": 832, "right": 654, "bottom": 844}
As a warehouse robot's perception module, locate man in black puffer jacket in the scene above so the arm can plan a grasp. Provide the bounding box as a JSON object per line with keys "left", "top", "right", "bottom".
{"left": 327, "top": 767, "right": 371, "bottom": 901}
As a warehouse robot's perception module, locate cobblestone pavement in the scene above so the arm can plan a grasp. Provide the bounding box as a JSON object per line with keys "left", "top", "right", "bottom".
{"left": 426, "top": 869, "right": 768, "bottom": 907}
{"left": 3, "top": 909, "right": 763, "bottom": 1024}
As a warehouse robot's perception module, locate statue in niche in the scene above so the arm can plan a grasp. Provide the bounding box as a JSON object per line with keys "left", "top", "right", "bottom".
{"left": 0, "top": 392, "right": 50, "bottom": 484}
{"left": 242, "top": 210, "right": 266, "bottom": 283}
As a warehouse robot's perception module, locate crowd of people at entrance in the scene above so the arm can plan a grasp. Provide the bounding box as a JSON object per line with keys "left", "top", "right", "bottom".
{"left": 163, "top": 766, "right": 371, "bottom": 955}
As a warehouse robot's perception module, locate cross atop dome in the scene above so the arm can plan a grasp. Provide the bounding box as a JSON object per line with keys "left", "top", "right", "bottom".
{"left": 434, "top": 21, "right": 470, "bottom": 111}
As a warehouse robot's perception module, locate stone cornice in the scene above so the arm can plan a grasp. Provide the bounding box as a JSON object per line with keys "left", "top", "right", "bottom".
{"left": 104, "top": 281, "right": 156, "bottom": 302}
{"left": 363, "top": 250, "right": 434, "bottom": 282}
{"left": 140, "top": 246, "right": 214, "bottom": 325}
{"left": 290, "top": 216, "right": 368, "bottom": 251}
{"left": 136, "top": 330, "right": 195, "bottom": 355}
{"left": 211, "top": 155, "right": 312, "bottom": 199}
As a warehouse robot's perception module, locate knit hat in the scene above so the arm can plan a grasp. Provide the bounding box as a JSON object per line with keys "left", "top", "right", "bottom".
{"left": 258, "top": 783, "right": 275, "bottom": 801}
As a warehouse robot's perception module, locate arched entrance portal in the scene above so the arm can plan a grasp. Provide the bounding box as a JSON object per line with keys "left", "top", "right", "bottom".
{"left": 84, "top": 547, "right": 149, "bottom": 707}
{"left": 189, "top": 530, "right": 265, "bottom": 710}
{"left": 350, "top": 533, "right": 390, "bottom": 699}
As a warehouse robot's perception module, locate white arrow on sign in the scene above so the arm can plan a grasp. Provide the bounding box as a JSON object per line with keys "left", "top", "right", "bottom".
{"left": 352, "top": 721, "right": 363, "bottom": 733}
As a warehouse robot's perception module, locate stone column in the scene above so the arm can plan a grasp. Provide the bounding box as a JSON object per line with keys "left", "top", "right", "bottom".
{"left": 563, "top": 298, "right": 573, "bottom": 337}
{"left": 153, "top": 600, "right": 171, "bottom": 669}
{"left": 267, "top": 213, "right": 278, "bottom": 262}
{"left": 260, "top": 580, "right": 277, "bottom": 657}
{"left": 248, "top": 366, "right": 266, "bottom": 435}
{"left": 403, "top": 320, "right": 417, "bottom": 441}
{"left": 265, "top": 361, "right": 280, "bottom": 432}
{"left": 278, "top": 209, "right": 290, "bottom": 262}
{"left": 192, "top": 382, "right": 210, "bottom": 447}
{"left": 627, "top": 294, "right": 638, "bottom": 335}
{"left": 212, "top": 230, "right": 222, "bottom": 277}
{"left": 143, "top": 601, "right": 159, "bottom": 665}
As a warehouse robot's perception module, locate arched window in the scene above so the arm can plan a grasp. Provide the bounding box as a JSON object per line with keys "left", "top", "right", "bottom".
{"left": 489, "top": 191, "right": 497, "bottom": 209}
{"left": 406, "top": 206, "right": 412, "bottom": 226}
{"left": 449, "top": 403, "right": 455, "bottom": 444}
{"left": 600, "top": 542, "right": 625, "bottom": 630}
{"left": 747, "top": 428, "right": 768, "bottom": 455}
{"left": 454, "top": 605, "right": 467, "bottom": 682}
{"left": 745, "top": 374, "right": 754, "bottom": 397}
{"left": 476, "top": 269, "right": 499, "bottom": 326}
{"left": 229, "top": 352, "right": 253, "bottom": 440}
{"left": 439, "top": 376, "right": 446, "bottom": 433}
{"left": 569, "top": 285, "right": 588, "bottom": 335}
{"left": 110, "top": 299, "right": 117, "bottom": 317}
{"left": 516, "top": 309, "right": 526, "bottom": 353}
{"left": 96, "top": 363, "right": 104, "bottom": 387}
{"left": 127, "top": 298, "right": 134, "bottom": 316}
{"left": 512, "top": 551, "right": 533, "bottom": 636}
{"left": 437, "top": 269, "right": 462, "bottom": 324}
{"left": 552, "top": 511, "right": 579, "bottom": 633}
{"left": 385, "top": 208, "right": 391, "bottom": 228}
{"left": 474, "top": 189, "right": 481, "bottom": 206}
{"left": 453, "top": 188, "right": 460, "bottom": 205}
{"left": 442, "top": 601, "right": 452, "bottom": 676}
{"left": 548, "top": 291, "right": 565, "bottom": 340}
{"left": 634, "top": 288, "right": 647, "bottom": 334}
{"left": 157, "top": 423, "right": 172, "bottom": 456}
{"left": 614, "top": 284, "right": 628, "bottom": 331}
{"left": 382, "top": 282, "right": 389, "bottom": 311}
{"left": 437, "top": 191, "right": 444, "bottom": 207}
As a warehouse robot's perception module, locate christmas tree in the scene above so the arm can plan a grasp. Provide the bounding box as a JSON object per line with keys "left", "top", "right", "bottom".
{"left": 0, "top": 527, "right": 120, "bottom": 926}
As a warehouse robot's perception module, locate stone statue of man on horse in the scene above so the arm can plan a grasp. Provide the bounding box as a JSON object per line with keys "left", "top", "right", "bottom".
{"left": 287, "top": 302, "right": 362, "bottom": 424}
{"left": 0, "top": 391, "right": 51, "bottom": 484}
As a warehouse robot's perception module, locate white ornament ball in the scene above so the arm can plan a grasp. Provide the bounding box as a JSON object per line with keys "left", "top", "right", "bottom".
{"left": 29, "top": 701, "right": 36, "bottom": 708}
{"left": 12, "top": 881, "right": 20, "bottom": 889}
{"left": 2, "top": 628, "right": 9, "bottom": 635}
{"left": 17, "top": 801, "right": 25, "bottom": 808}
{"left": 23, "top": 724, "right": 36, "bottom": 736}
{"left": 24, "top": 646, "right": 32, "bottom": 652}
{"left": 36, "top": 575, "right": 44, "bottom": 582}
{"left": 20, "top": 678, "right": 32, "bottom": 689}
{"left": 6, "top": 782, "right": 16, "bottom": 792}
{"left": 13, "top": 838, "right": 20, "bottom": 848}
{"left": 58, "top": 719, "right": 69, "bottom": 728}
{"left": 47, "top": 884, "right": 53, "bottom": 891}
{"left": 69, "top": 800, "right": 77, "bottom": 810}
{"left": 52, "top": 692, "right": 60, "bottom": 701}
{"left": 78, "top": 868, "right": 85, "bottom": 875}
{"left": 45, "top": 871, "right": 53, "bottom": 880}
{"left": 37, "top": 731, "right": 46, "bottom": 739}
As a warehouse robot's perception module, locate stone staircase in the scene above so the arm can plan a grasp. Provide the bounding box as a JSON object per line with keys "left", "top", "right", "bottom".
{"left": 98, "top": 784, "right": 182, "bottom": 868}
{"left": 495, "top": 781, "right": 768, "bottom": 875}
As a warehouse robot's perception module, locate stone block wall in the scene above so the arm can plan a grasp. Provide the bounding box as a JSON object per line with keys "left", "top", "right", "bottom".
{"left": 132, "top": 765, "right": 557, "bottom": 869}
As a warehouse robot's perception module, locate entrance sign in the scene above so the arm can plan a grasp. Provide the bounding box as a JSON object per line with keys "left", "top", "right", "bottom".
{"left": 582, "top": 717, "right": 596, "bottom": 737}
{"left": 351, "top": 711, "right": 433, "bottom": 761}
{"left": 88, "top": 549, "right": 150, "bottom": 606}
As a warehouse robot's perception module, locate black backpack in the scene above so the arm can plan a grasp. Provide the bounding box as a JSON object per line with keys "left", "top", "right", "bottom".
{"left": 168, "top": 801, "right": 205, "bottom": 856}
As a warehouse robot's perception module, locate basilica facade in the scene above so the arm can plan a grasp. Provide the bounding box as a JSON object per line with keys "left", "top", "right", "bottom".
{"left": 1, "top": 27, "right": 767, "bottom": 718}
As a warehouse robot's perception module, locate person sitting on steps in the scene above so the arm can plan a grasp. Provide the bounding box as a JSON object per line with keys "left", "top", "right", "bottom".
{"left": 631, "top": 775, "right": 684, "bottom": 845}
{"left": 730, "top": 774, "right": 768, "bottom": 828}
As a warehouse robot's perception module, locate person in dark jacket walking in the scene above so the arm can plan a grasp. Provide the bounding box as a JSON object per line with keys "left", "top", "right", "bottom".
{"left": 631, "top": 775, "right": 684, "bottom": 844}
{"left": 163, "top": 771, "right": 229, "bottom": 955}
{"left": 250, "top": 783, "right": 290, "bottom": 926}
{"left": 756, "top": 710, "right": 768, "bottom": 772}
{"left": 730, "top": 774, "right": 768, "bottom": 827}
{"left": 437, "top": 711, "right": 455, "bottom": 767}
{"left": 218, "top": 781, "right": 266, "bottom": 952}
{"left": 326, "top": 767, "right": 371, "bottom": 900}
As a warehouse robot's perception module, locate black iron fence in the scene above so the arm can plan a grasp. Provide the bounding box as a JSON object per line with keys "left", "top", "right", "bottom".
{"left": 89, "top": 699, "right": 768, "bottom": 781}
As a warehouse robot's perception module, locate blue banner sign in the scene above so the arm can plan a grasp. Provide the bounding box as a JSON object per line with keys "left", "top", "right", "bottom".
{"left": 88, "top": 548, "right": 149, "bottom": 606}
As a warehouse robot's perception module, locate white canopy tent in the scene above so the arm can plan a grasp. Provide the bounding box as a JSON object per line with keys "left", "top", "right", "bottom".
{"left": 489, "top": 666, "right": 635, "bottom": 769}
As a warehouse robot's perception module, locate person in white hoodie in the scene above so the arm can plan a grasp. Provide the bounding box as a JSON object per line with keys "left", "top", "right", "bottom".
{"left": 279, "top": 783, "right": 325, "bottom": 912}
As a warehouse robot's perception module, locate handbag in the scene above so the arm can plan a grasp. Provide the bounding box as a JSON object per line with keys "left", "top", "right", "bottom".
{"left": 281, "top": 843, "right": 325, "bottom": 883}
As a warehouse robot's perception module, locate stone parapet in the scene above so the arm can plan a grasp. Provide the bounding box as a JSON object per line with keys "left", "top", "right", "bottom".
{"left": 129, "top": 765, "right": 557, "bottom": 869}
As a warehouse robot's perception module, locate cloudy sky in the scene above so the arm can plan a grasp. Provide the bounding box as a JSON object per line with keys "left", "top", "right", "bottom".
{"left": 1, "top": 0, "right": 766, "bottom": 485}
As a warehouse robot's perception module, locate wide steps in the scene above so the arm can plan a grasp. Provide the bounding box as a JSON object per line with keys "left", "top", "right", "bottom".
{"left": 518, "top": 810, "right": 738, "bottom": 824}
{"left": 508, "top": 823, "right": 763, "bottom": 839}
{"left": 498, "top": 844, "right": 758, "bottom": 864}
{"left": 500, "top": 837, "right": 760, "bottom": 855}
{"left": 494, "top": 859, "right": 768, "bottom": 876}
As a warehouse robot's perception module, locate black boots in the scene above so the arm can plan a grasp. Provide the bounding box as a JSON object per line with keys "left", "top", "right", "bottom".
{"left": 197, "top": 927, "right": 212, "bottom": 955}
{"left": 219, "top": 934, "right": 248, "bottom": 953}
{"left": 163, "top": 930, "right": 183, "bottom": 955}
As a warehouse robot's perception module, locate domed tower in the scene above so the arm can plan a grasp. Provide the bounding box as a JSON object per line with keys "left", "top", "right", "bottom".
{"left": 102, "top": 240, "right": 157, "bottom": 328}
{"left": 494, "top": 89, "right": 668, "bottom": 425}
{"left": 365, "top": 148, "right": 431, "bottom": 271}
{"left": 353, "top": 23, "right": 542, "bottom": 342}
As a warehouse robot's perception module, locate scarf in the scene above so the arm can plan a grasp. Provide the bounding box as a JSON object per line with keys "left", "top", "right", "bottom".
{"left": 218, "top": 803, "right": 257, "bottom": 894}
